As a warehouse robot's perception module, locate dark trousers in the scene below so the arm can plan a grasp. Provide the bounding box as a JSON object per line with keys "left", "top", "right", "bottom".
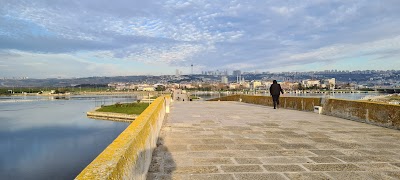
{"left": 272, "top": 95, "right": 280, "bottom": 108}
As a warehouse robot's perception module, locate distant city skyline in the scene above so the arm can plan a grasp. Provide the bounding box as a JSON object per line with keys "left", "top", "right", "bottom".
{"left": 1, "top": 1, "right": 400, "bottom": 78}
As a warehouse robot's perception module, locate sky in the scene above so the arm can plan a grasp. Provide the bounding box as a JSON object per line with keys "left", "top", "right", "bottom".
{"left": 1, "top": 0, "right": 400, "bottom": 78}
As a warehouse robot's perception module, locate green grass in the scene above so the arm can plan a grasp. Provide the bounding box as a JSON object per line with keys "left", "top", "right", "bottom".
{"left": 96, "top": 103, "right": 149, "bottom": 115}
{"left": 386, "top": 95, "right": 400, "bottom": 100}
{"left": 189, "top": 95, "right": 200, "bottom": 99}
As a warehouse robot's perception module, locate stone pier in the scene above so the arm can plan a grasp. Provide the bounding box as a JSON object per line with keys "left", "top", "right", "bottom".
{"left": 148, "top": 101, "right": 400, "bottom": 180}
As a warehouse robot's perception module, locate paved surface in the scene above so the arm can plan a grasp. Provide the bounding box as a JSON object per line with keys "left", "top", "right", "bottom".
{"left": 148, "top": 101, "right": 400, "bottom": 180}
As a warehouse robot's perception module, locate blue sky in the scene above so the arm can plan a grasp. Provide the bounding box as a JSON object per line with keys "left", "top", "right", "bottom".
{"left": 1, "top": 0, "right": 400, "bottom": 78}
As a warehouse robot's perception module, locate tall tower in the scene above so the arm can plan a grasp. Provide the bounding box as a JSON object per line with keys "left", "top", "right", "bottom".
{"left": 191, "top": 64, "right": 193, "bottom": 75}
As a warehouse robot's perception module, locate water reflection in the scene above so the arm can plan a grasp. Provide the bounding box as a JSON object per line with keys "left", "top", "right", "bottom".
{"left": 0, "top": 96, "right": 132, "bottom": 180}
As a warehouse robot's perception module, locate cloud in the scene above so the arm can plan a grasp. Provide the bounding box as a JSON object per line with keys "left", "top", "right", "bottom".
{"left": 1, "top": 0, "right": 400, "bottom": 77}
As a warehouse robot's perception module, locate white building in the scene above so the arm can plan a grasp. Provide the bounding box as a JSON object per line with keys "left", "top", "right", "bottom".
{"left": 221, "top": 76, "right": 228, "bottom": 84}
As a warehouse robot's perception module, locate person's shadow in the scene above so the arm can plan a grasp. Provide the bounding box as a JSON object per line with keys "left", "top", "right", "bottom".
{"left": 146, "top": 137, "right": 176, "bottom": 180}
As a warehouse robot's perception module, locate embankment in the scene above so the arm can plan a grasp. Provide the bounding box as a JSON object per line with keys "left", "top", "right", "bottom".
{"left": 86, "top": 108, "right": 137, "bottom": 122}
{"left": 76, "top": 96, "right": 170, "bottom": 180}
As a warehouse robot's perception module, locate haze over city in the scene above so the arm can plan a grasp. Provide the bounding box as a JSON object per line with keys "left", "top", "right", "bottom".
{"left": 1, "top": 0, "right": 400, "bottom": 78}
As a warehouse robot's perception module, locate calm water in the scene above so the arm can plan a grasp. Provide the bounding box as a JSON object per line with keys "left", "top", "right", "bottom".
{"left": 0, "top": 95, "right": 133, "bottom": 180}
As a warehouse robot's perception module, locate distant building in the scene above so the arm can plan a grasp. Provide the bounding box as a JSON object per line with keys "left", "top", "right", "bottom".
{"left": 250, "top": 80, "right": 262, "bottom": 89}
{"left": 302, "top": 80, "right": 321, "bottom": 88}
{"left": 221, "top": 76, "right": 228, "bottom": 84}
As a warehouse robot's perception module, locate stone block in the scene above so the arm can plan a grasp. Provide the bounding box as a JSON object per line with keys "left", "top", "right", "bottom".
{"left": 263, "top": 165, "right": 306, "bottom": 172}
{"left": 309, "top": 150, "right": 345, "bottom": 156}
{"left": 284, "top": 172, "right": 332, "bottom": 180}
{"left": 189, "top": 174, "right": 235, "bottom": 180}
{"left": 303, "top": 163, "right": 363, "bottom": 171}
{"left": 280, "top": 143, "right": 316, "bottom": 149}
{"left": 201, "top": 139, "right": 235, "bottom": 144}
{"left": 260, "top": 157, "right": 312, "bottom": 164}
{"left": 193, "top": 158, "right": 234, "bottom": 165}
{"left": 234, "top": 158, "right": 263, "bottom": 164}
{"left": 254, "top": 144, "right": 284, "bottom": 150}
{"left": 166, "top": 166, "right": 219, "bottom": 174}
{"left": 190, "top": 145, "right": 227, "bottom": 151}
{"left": 221, "top": 165, "right": 263, "bottom": 172}
{"left": 308, "top": 156, "right": 342, "bottom": 163}
{"left": 327, "top": 172, "right": 392, "bottom": 180}
{"left": 234, "top": 173, "right": 287, "bottom": 180}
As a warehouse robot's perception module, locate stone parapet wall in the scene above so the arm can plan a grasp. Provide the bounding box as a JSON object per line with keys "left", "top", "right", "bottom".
{"left": 209, "top": 95, "right": 400, "bottom": 129}
{"left": 323, "top": 99, "right": 400, "bottom": 129}
{"left": 209, "top": 95, "right": 321, "bottom": 112}
{"left": 76, "top": 96, "right": 170, "bottom": 180}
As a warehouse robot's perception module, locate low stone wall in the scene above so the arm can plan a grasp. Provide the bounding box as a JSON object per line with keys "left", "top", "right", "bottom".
{"left": 209, "top": 95, "right": 400, "bottom": 129}
{"left": 87, "top": 108, "right": 137, "bottom": 122}
{"left": 209, "top": 95, "right": 322, "bottom": 112}
{"left": 75, "top": 96, "right": 170, "bottom": 180}
{"left": 323, "top": 99, "right": 400, "bottom": 129}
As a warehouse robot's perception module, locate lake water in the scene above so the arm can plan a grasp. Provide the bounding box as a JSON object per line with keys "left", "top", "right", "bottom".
{"left": 0, "top": 95, "right": 134, "bottom": 180}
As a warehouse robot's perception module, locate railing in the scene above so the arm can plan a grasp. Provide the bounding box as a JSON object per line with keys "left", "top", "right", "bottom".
{"left": 75, "top": 96, "right": 170, "bottom": 180}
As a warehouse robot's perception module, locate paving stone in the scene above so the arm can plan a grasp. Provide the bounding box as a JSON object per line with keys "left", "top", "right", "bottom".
{"left": 356, "top": 163, "right": 400, "bottom": 171}
{"left": 263, "top": 123, "right": 281, "bottom": 127}
{"left": 166, "top": 166, "right": 219, "bottom": 174}
{"left": 275, "top": 150, "right": 315, "bottom": 156}
{"left": 309, "top": 138, "right": 338, "bottom": 143}
{"left": 327, "top": 172, "right": 393, "bottom": 180}
{"left": 193, "top": 158, "right": 234, "bottom": 165}
{"left": 260, "top": 157, "right": 312, "bottom": 164}
{"left": 147, "top": 173, "right": 185, "bottom": 180}
{"left": 260, "top": 138, "right": 286, "bottom": 143}
{"left": 335, "top": 156, "right": 395, "bottom": 163}
{"left": 149, "top": 102, "right": 400, "bottom": 177}
{"left": 188, "top": 174, "right": 235, "bottom": 180}
{"left": 358, "top": 150, "right": 398, "bottom": 156}
{"left": 234, "top": 173, "right": 287, "bottom": 180}
{"left": 309, "top": 150, "right": 346, "bottom": 156}
{"left": 280, "top": 143, "right": 316, "bottom": 149}
{"left": 385, "top": 171, "right": 400, "bottom": 179}
{"left": 303, "top": 163, "right": 363, "bottom": 171}
{"left": 234, "top": 138, "right": 263, "bottom": 144}
{"left": 263, "top": 133, "right": 286, "bottom": 138}
{"left": 364, "top": 143, "right": 400, "bottom": 149}
{"left": 308, "top": 156, "right": 342, "bottom": 163}
{"left": 284, "top": 172, "right": 331, "bottom": 180}
{"left": 221, "top": 165, "right": 263, "bottom": 172}
{"left": 332, "top": 142, "right": 364, "bottom": 149}
{"left": 201, "top": 139, "right": 235, "bottom": 144}
{"left": 226, "top": 144, "right": 258, "bottom": 150}
{"left": 190, "top": 145, "right": 227, "bottom": 151}
{"left": 263, "top": 165, "right": 307, "bottom": 172}
{"left": 253, "top": 144, "right": 284, "bottom": 150}
{"left": 165, "top": 145, "right": 188, "bottom": 152}
{"left": 234, "top": 158, "right": 263, "bottom": 164}
{"left": 165, "top": 138, "right": 203, "bottom": 145}
{"left": 392, "top": 163, "right": 400, "bottom": 168}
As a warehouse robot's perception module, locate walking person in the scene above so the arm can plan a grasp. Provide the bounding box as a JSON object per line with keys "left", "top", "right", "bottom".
{"left": 269, "top": 80, "right": 284, "bottom": 109}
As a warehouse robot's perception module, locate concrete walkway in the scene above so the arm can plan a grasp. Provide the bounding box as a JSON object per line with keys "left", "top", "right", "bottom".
{"left": 148, "top": 101, "right": 400, "bottom": 180}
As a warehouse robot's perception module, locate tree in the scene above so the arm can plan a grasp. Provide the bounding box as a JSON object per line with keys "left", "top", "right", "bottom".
{"left": 155, "top": 85, "right": 166, "bottom": 91}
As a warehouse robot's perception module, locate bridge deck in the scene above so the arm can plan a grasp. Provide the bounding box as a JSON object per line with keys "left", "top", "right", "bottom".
{"left": 148, "top": 101, "right": 400, "bottom": 180}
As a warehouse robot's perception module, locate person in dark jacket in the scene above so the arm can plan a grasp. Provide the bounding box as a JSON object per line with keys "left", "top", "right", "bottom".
{"left": 269, "top": 80, "right": 284, "bottom": 109}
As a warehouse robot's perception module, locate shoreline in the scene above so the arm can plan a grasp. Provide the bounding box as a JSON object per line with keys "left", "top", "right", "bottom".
{"left": 0, "top": 91, "right": 158, "bottom": 97}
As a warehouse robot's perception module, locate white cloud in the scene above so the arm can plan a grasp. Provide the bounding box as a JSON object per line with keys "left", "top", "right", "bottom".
{"left": 1, "top": 0, "right": 400, "bottom": 76}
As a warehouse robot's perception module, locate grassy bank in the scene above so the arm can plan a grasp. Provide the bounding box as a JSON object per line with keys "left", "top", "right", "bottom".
{"left": 96, "top": 103, "right": 149, "bottom": 115}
